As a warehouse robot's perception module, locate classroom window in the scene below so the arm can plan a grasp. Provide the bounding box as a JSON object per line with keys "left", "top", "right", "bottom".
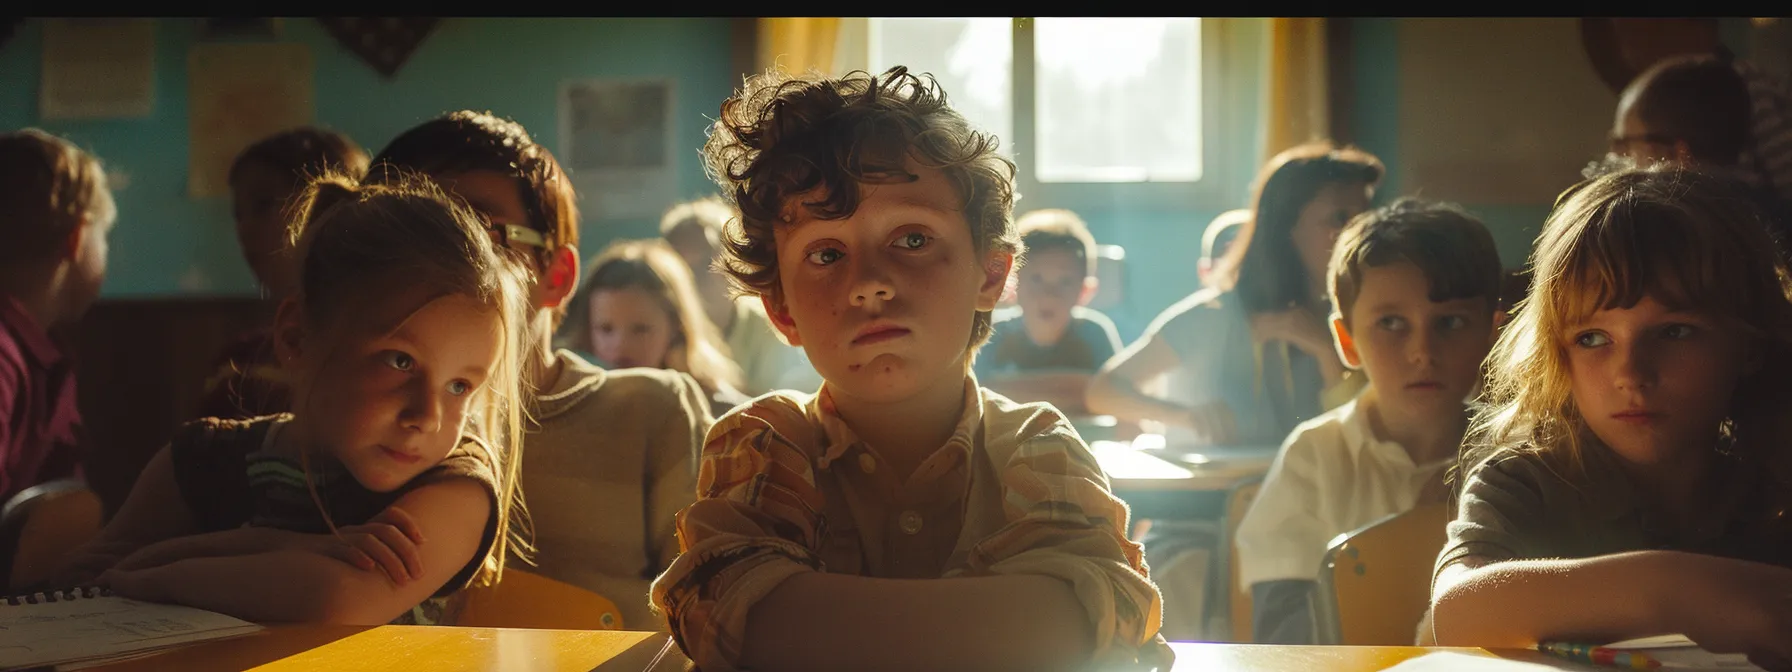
{"left": 867, "top": 18, "right": 1014, "bottom": 158}
{"left": 1033, "top": 18, "right": 1202, "bottom": 183}
{"left": 864, "top": 17, "right": 1205, "bottom": 185}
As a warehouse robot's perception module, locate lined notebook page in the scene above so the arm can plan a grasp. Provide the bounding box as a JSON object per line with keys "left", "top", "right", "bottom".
{"left": 0, "top": 593, "right": 264, "bottom": 671}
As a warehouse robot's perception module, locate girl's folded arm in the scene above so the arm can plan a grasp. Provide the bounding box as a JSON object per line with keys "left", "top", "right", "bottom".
{"left": 109, "top": 478, "right": 491, "bottom": 625}
{"left": 55, "top": 446, "right": 198, "bottom": 584}
{"left": 1430, "top": 550, "right": 1719, "bottom": 646}
{"left": 105, "top": 526, "right": 307, "bottom": 571}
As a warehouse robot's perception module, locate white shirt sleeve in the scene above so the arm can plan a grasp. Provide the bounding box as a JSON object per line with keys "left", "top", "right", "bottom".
{"left": 1234, "top": 420, "right": 1335, "bottom": 588}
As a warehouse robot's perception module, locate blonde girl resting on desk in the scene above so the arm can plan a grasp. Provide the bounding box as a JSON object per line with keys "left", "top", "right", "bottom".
{"left": 56, "top": 173, "right": 533, "bottom": 626}
{"left": 1430, "top": 165, "right": 1792, "bottom": 668}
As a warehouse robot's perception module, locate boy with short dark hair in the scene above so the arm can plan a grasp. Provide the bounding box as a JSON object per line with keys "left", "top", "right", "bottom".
{"left": 651, "top": 67, "right": 1165, "bottom": 671}
{"left": 1234, "top": 198, "right": 1503, "bottom": 644}
{"left": 1605, "top": 18, "right": 1792, "bottom": 198}
{"left": 197, "top": 127, "right": 370, "bottom": 421}
{"left": 976, "top": 208, "right": 1123, "bottom": 414}
{"left": 0, "top": 129, "right": 116, "bottom": 504}
{"left": 1604, "top": 59, "right": 1792, "bottom": 266}
{"left": 1611, "top": 55, "right": 1753, "bottom": 170}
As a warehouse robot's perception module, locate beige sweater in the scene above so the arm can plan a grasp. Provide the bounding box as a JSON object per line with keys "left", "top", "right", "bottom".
{"left": 516, "top": 350, "right": 713, "bottom": 630}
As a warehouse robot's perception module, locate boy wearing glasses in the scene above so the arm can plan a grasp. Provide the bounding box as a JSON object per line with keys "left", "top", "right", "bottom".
{"left": 1601, "top": 18, "right": 1792, "bottom": 200}
{"left": 1608, "top": 56, "right": 1792, "bottom": 264}
{"left": 371, "top": 111, "right": 714, "bottom": 629}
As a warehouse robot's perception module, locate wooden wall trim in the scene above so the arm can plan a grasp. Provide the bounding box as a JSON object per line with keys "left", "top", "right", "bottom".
{"left": 1326, "top": 18, "right": 1355, "bottom": 146}
{"left": 75, "top": 297, "right": 270, "bottom": 517}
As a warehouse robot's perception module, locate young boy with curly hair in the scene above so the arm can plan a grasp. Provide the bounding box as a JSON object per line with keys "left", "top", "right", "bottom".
{"left": 649, "top": 67, "right": 1166, "bottom": 671}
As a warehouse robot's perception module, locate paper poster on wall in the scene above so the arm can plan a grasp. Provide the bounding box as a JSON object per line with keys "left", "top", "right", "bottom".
{"left": 40, "top": 19, "right": 156, "bottom": 120}
{"left": 559, "top": 79, "right": 678, "bottom": 220}
{"left": 187, "top": 43, "right": 315, "bottom": 199}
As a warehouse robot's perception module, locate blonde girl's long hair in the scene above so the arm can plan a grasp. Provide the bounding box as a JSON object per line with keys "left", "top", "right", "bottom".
{"left": 1462, "top": 164, "right": 1792, "bottom": 483}
{"left": 284, "top": 170, "right": 535, "bottom": 587}
{"left": 561, "top": 238, "right": 743, "bottom": 395}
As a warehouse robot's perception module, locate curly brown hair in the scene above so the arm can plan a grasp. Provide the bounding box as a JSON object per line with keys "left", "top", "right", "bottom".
{"left": 704, "top": 66, "right": 1021, "bottom": 351}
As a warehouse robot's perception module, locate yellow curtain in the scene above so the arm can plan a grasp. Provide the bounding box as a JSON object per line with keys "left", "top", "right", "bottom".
{"left": 1263, "top": 18, "right": 1331, "bottom": 161}
{"left": 756, "top": 18, "right": 841, "bottom": 77}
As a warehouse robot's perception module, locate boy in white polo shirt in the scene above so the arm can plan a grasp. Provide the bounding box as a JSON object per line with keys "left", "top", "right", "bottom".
{"left": 1233, "top": 198, "right": 1504, "bottom": 643}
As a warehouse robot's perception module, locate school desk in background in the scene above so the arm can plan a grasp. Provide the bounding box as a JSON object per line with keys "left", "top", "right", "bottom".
{"left": 1091, "top": 434, "right": 1278, "bottom": 522}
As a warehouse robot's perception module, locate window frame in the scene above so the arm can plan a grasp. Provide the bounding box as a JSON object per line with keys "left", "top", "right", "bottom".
{"left": 1010, "top": 17, "right": 1263, "bottom": 212}
{"left": 856, "top": 17, "right": 1265, "bottom": 211}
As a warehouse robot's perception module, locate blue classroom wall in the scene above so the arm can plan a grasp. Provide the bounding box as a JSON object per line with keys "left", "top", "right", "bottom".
{"left": 12, "top": 18, "right": 1700, "bottom": 343}
{"left": 0, "top": 18, "right": 735, "bottom": 297}
{"left": 1348, "top": 18, "right": 1552, "bottom": 271}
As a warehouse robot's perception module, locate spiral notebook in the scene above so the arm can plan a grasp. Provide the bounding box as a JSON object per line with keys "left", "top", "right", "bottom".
{"left": 0, "top": 588, "right": 264, "bottom": 671}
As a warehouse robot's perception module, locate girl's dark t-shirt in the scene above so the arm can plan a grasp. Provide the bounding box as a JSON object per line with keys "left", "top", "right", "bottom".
{"left": 166, "top": 413, "right": 501, "bottom": 625}
{"left": 1437, "top": 440, "right": 1792, "bottom": 582}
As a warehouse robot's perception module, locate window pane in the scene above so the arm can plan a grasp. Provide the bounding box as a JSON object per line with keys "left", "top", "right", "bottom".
{"left": 868, "top": 18, "right": 1013, "bottom": 157}
{"left": 1035, "top": 18, "right": 1201, "bottom": 183}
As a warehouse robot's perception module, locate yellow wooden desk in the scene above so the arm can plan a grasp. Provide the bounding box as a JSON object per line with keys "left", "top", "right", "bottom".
{"left": 1164, "top": 642, "right": 1564, "bottom": 670}
{"left": 84, "top": 625, "right": 682, "bottom": 672}
{"left": 82, "top": 626, "right": 1561, "bottom": 672}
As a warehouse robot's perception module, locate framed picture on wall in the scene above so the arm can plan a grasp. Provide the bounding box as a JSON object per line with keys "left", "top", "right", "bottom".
{"left": 558, "top": 78, "right": 678, "bottom": 220}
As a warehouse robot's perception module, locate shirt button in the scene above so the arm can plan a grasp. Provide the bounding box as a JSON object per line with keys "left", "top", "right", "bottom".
{"left": 859, "top": 453, "right": 877, "bottom": 474}
{"left": 899, "top": 510, "right": 923, "bottom": 535}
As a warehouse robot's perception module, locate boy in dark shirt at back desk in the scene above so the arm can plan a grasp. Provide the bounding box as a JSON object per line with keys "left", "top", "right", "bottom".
{"left": 975, "top": 209, "right": 1124, "bottom": 416}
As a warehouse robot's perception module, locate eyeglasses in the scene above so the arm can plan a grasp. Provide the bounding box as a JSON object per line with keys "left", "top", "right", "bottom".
{"left": 490, "top": 222, "right": 547, "bottom": 250}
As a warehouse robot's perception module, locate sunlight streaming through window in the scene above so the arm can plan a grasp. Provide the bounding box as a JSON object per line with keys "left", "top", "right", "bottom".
{"left": 1035, "top": 18, "right": 1201, "bottom": 183}
{"left": 868, "top": 18, "right": 1014, "bottom": 158}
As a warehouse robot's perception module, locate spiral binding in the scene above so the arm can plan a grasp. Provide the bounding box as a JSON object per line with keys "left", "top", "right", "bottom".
{"left": 3, "top": 586, "right": 111, "bottom": 606}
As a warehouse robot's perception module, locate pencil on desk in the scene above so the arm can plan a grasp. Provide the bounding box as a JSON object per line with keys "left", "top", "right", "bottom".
{"left": 1540, "top": 642, "right": 1663, "bottom": 669}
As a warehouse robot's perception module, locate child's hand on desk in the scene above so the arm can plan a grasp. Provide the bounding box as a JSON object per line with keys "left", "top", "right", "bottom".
{"left": 53, "top": 540, "right": 141, "bottom": 585}
{"left": 1180, "top": 401, "right": 1238, "bottom": 445}
{"left": 1681, "top": 560, "right": 1792, "bottom": 671}
{"left": 94, "top": 565, "right": 169, "bottom": 602}
{"left": 308, "top": 506, "right": 428, "bottom": 587}
{"left": 108, "top": 540, "right": 203, "bottom": 574}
